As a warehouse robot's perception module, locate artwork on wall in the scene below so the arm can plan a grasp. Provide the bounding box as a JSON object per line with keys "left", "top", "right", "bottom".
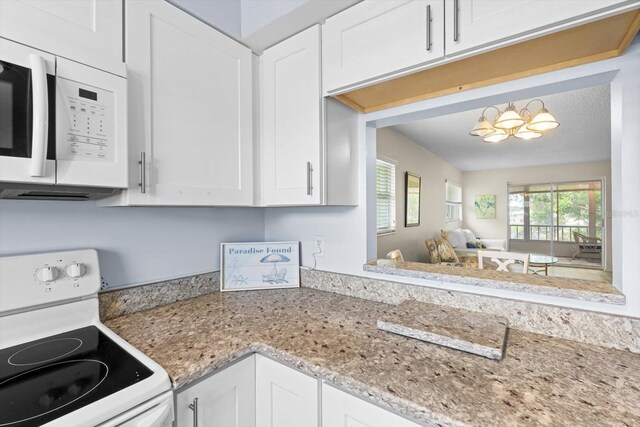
{"left": 405, "top": 172, "right": 421, "bottom": 227}
{"left": 221, "top": 241, "right": 300, "bottom": 291}
{"left": 475, "top": 194, "right": 496, "bottom": 219}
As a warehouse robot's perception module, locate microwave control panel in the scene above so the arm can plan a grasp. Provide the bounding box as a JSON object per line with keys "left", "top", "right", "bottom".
{"left": 57, "top": 77, "right": 116, "bottom": 162}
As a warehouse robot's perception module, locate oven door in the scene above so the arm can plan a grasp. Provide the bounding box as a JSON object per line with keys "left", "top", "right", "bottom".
{"left": 97, "top": 391, "right": 174, "bottom": 427}
{"left": 0, "top": 38, "right": 56, "bottom": 184}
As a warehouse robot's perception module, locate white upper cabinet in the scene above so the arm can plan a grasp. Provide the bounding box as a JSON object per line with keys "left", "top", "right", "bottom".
{"left": 0, "top": 0, "right": 124, "bottom": 76}
{"left": 260, "top": 25, "right": 323, "bottom": 205}
{"left": 322, "top": 0, "right": 445, "bottom": 94}
{"left": 445, "top": 0, "right": 639, "bottom": 56}
{"left": 176, "top": 356, "right": 256, "bottom": 427}
{"left": 255, "top": 355, "right": 319, "bottom": 427}
{"left": 322, "top": 383, "right": 421, "bottom": 427}
{"left": 102, "top": 0, "right": 254, "bottom": 206}
{"left": 261, "top": 26, "right": 359, "bottom": 207}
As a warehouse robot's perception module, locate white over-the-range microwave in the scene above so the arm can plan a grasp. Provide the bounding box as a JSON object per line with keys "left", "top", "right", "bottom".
{"left": 0, "top": 37, "right": 127, "bottom": 200}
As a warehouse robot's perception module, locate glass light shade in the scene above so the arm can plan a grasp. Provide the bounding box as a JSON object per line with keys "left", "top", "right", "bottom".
{"left": 469, "top": 116, "right": 495, "bottom": 136}
{"left": 494, "top": 104, "right": 525, "bottom": 130}
{"left": 514, "top": 123, "right": 542, "bottom": 140}
{"left": 483, "top": 129, "right": 509, "bottom": 143}
{"left": 527, "top": 108, "right": 559, "bottom": 131}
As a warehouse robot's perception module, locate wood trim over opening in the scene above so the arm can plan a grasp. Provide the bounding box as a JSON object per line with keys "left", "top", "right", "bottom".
{"left": 335, "top": 10, "right": 640, "bottom": 113}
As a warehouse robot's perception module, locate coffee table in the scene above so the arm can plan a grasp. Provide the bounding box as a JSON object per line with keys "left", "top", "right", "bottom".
{"left": 528, "top": 254, "right": 559, "bottom": 275}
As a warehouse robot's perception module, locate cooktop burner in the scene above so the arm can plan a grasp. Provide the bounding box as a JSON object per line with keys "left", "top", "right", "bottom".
{"left": 0, "top": 326, "right": 153, "bottom": 427}
{"left": 8, "top": 338, "right": 83, "bottom": 366}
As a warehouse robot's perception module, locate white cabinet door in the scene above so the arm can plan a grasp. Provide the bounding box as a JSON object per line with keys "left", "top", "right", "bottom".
{"left": 0, "top": 0, "right": 124, "bottom": 76}
{"left": 255, "top": 355, "right": 319, "bottom": 427}
{"left": 322, "top": 0, "right": 445, "bottom": 94}
{"left": 125, "top": 0, "right": 253, "bottom": 206}
{"left": 176, "top": 356, "right": 256, "bottom": 427}
{"left": 322, "top": 383, "right": 420, "bottom": 427}
{"left": 261, "top": 25, "right": 322, "bottom": 205}
{"left": 445, "top": 0, "right": 637, "bottom": 56}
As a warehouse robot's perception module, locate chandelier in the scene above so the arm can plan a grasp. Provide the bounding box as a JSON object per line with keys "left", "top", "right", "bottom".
{"left": 469, "top": 99, "right": 559, "bottom": 143}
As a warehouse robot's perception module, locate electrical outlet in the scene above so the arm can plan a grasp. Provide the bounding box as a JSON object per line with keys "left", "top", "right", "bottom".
{"left": 313, "top": 235, "right": 325, "bottom": 257}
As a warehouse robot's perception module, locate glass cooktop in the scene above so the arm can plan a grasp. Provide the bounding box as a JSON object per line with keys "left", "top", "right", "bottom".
{"left": 0, "top": 326, "right": 153, "bottom": 427}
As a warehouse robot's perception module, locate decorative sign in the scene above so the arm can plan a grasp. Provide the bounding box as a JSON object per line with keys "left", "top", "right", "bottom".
{"left": 475, "top": 194, "right": 496, "bottom": 219}
{"left": 221, "top": 241, "right": 300, "bottom": 291}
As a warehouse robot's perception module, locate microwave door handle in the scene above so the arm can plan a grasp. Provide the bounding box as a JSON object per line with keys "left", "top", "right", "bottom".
{"left": 29, "top": 54, "right": 49, "bottom": 177}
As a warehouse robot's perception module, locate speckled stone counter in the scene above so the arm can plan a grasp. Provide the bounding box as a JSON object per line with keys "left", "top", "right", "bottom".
{"left": 302, "top": 269, "right": 640, "bottom": 353}
{"left": 105, "top": 288, "right": 640, "bottom": 427}
{"left": 99, "top": 271, "right": 219, "bottom": 321}
{"left": 365, "top": 259, "right": 625, "bottom": 304}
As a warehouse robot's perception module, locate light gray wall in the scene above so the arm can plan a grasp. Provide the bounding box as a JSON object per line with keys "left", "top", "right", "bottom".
{"left": 0, "top": 201, "right": 264, "bottom": 289}
{"left": 376, "top": 128, "right": 462, "bottom": 263}
{"left": 167, "top": 0, "right": 242, "bottom": 37}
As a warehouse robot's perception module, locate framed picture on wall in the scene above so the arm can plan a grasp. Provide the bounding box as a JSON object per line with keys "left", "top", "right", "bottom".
{"left": 405, "top": 172, "right": 421, "bottom": 227}
{"left": 220, "top": 241, "right": 300, "bottom": 291}
{"left": 475, "top": 194, "right": 496, "bottom": 219}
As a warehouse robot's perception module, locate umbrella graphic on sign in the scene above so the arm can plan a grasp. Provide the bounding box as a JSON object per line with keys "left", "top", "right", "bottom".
{"left": 260, "top": 253, "right": 290, "bottom": 284}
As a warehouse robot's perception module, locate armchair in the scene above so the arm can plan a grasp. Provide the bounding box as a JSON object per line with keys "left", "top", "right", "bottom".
{"left": 572, "top": 232, "right": 602, "bottom": 259}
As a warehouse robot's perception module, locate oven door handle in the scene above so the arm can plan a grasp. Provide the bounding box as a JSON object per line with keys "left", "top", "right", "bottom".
{"left": 29, "top": 54, "right": 49, "bottom": 177}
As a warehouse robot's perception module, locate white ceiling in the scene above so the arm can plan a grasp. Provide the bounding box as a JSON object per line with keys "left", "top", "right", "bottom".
{"left": 390, "top": 85, "right": 611, "bottom": 172}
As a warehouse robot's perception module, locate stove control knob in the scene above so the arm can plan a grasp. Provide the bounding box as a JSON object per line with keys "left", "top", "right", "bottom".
{"left": 66, "top": 263, "right": 86, "bottom": 279}
{"left": 37, "top": 266, "right": 59, "bottom": 283}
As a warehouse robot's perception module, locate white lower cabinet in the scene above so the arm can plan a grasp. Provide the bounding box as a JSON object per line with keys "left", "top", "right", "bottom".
{"left": 321, "top": 383, "right": 420, "bottom": 427}
{"left": 256, "top": 355, "right": 319, "bottom": 427}
{"left": 176, "top": 356, "right": 256, "bottom": 427}
{"left": 176, "top": 355, "right": 417, "bottom": 427}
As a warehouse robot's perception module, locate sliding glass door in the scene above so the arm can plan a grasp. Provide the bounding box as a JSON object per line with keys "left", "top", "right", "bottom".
{"left": 508, "top": 180, "right": 604, "bottom": 269}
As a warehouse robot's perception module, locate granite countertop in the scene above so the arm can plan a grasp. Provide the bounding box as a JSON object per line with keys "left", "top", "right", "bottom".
{"left": 105, "top": 288, "right": 640, "bottom": 426}
{"left": 364, "top": 259, "right": 625, "bottom": 305}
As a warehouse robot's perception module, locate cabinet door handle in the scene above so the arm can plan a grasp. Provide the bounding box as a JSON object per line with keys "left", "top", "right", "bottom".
{"left": 453, "top": 0, "right": 460, "bottom": 42}
{"left": 188, "top": 397, "right": 198, "bottom": 426}
{"left": 138, "top": 152, "right": 146, "bottom": 194}
{"left": 307, "top": 162, "right": 313, "bottom": 196}
{"left": 426, "top": 5, "right": 432, "bottom": 51}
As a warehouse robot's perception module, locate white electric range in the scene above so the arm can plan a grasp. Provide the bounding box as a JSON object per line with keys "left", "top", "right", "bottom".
{"left": 0, "top": 249, "right": 173, "bottom": 427}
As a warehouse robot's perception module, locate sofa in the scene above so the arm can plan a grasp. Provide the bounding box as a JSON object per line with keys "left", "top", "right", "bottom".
{"left": 441, "top": 229, "right": 506, "bottom": 252}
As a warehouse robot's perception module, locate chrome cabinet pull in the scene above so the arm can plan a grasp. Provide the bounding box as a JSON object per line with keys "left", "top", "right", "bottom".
{"left": 138, "top": 152, "right": 146, "bottom": 194}
{"left": 453, "top": 0, "right": 460, "bottom": 42}
{"left": 188, "top": 397, "right": 198, "bottom": 426}
{"left": 426, "top": 5, "right": 432, "bottom": 51}
{"left": 307, "top": 162, "right": 313, "bottom": 196}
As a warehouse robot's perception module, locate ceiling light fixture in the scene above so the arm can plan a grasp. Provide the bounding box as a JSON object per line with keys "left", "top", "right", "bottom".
{"left": 470, "top": 99, "right": 558, "bottom": 143}
{"left": 494, "top": 103, "right": 525, "bottom": 130}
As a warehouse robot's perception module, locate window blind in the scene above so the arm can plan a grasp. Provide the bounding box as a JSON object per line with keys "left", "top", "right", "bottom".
{"left": 376, "top": 159, "right": 396, "bottom": 234}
